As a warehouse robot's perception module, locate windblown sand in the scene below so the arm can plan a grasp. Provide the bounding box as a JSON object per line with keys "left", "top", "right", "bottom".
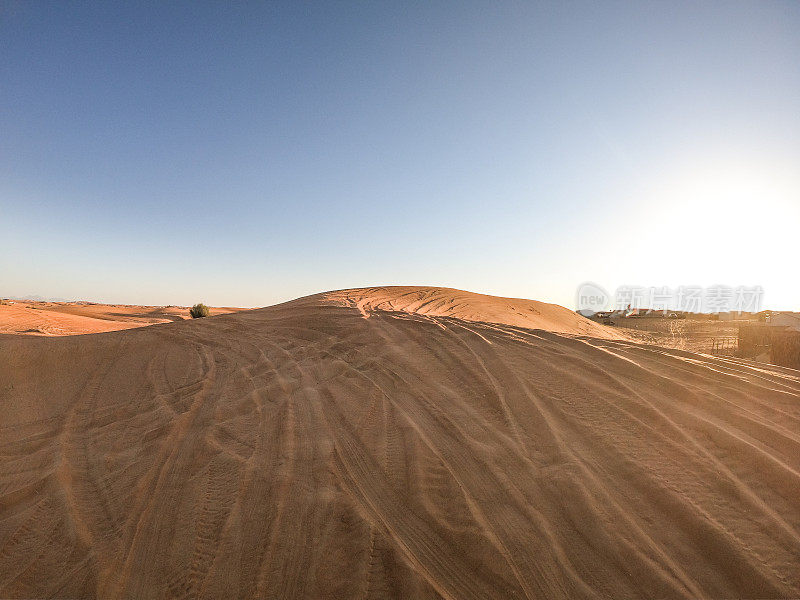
{"left": 1, "top": 286, "right": 799, "bottom": 598}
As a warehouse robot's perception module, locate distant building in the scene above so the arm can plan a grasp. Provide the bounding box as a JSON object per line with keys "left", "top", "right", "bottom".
{"left": 719, "top": 311, "right": 756, "bottom": 321}
{"left": 768, "top": 312, "right": 800, "bottom": 332}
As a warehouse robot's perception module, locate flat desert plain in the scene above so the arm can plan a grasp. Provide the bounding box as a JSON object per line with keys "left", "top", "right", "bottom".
{"left": 1, "top": 286, "right": 799, "bottom": 599}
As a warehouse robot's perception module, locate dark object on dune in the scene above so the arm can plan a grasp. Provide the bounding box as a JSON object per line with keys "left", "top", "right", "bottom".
{"left": 189, "top": 303, "right": 210, "bottom": 318}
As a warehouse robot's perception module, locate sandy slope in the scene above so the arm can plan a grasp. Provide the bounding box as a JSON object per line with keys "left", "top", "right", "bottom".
{"left": 1, "top": 287, "right": 799, "bottom": 599}
{"left": 314, "top": 286, "right": 627, "bottom": 339}
{"left": 0, "top": 302, "right": 243, "bottom": 336}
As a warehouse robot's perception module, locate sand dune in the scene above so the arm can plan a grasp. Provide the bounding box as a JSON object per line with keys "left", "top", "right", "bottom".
{"left": 0, "top": 301, "right": 242, "bottom": 336}
{"left": 1, "top": 286, "right": 799, "bottom": 598}
{"left": 315, "top": 286, "right": 627, "bottom": 339}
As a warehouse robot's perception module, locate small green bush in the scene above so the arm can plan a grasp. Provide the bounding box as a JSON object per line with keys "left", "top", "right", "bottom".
{"left": 189, "top": 303, "right": 210, "bottom": 318}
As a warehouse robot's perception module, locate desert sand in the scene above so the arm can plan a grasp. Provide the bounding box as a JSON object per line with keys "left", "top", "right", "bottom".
{"left": 1, "top": 286, "right": 799, "bottom": 598}
{"left": 0, "top": 301, "right": 242, "bottom": 336}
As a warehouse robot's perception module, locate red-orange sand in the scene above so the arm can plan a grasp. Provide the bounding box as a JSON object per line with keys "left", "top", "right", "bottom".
{"left": 0, "top": 301, "right": 243, "bottom": 336}
{"left": 1, "top": 286, "right": 799, "bottom": 598}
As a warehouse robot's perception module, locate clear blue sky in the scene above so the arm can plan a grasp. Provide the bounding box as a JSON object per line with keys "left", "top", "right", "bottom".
{"left": 2, "top": 1, "right": 798, "bottom": 308}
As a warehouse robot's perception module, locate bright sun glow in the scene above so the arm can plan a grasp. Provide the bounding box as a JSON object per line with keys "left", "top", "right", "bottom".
{"left": 648, "top": 157, "right": 798, "bottom": 235}
{"left": 603, "top": 157, "right": 800, "bottom": 308}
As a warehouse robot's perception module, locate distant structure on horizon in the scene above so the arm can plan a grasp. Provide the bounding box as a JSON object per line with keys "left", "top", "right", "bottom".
{"left": 767, "top": 311, "right": 800, "bottom": 332}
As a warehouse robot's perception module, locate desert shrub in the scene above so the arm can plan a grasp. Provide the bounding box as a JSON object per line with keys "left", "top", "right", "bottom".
{"left": 189, "top": 303, "right": 210, "bottom": 318}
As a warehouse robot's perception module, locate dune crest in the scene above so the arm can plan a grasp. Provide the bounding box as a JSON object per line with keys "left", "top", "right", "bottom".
{"left": 1, "top": 287, "right": 799, "bottom": 598}
{"left": 313, "top": 286, "right": 625, "bottom": 339}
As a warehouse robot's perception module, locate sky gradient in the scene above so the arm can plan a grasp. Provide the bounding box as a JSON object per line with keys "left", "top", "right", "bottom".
{"left": 2, "top": 1, "right": 799, "bottom": 309}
